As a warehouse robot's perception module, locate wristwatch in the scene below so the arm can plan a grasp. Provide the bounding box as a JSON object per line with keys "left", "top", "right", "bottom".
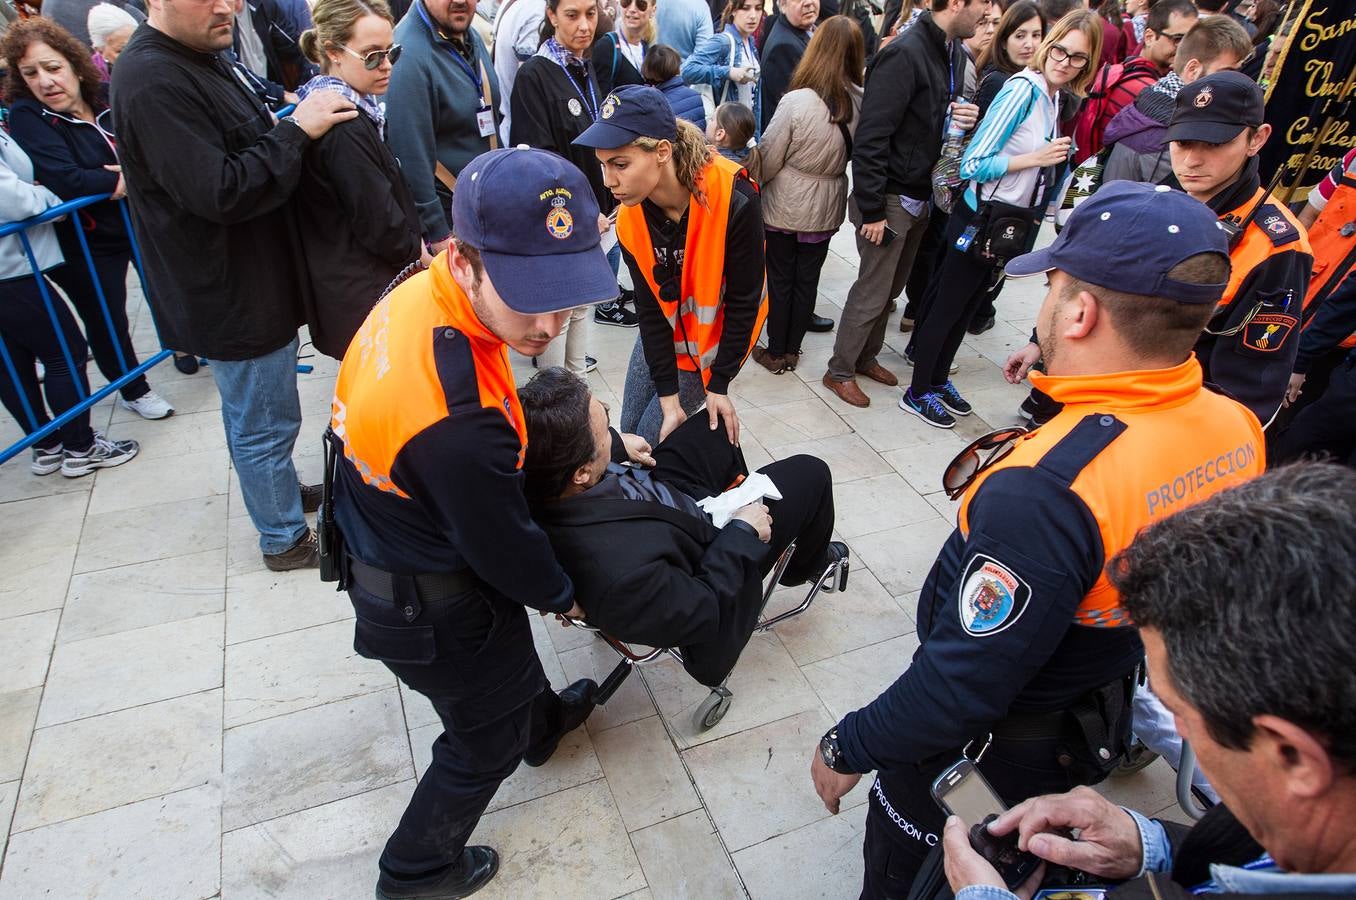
{"left": 819, "top": 727, "right": 855, "bottom": 774}
{"left": 281, "top": 114, "right": 304, "bottom": 134}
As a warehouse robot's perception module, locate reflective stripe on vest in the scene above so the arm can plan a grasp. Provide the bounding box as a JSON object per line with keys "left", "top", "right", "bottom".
{"left": 616, "top": 154, "right": 769, "bottom": 385}
{"left": 1304, "top": 174, "right": 1356, "bottom": 348}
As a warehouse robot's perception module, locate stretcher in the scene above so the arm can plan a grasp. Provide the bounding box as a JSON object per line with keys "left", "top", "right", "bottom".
{"left": 562, "top": 541, "right": 850, "bottom": 732}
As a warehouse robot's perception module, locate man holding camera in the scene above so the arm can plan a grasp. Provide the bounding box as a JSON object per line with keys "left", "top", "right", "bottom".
{"left": 808, "top": 181, "right": 1265, "bottom": 897}
{"left": 944, "top": 463, "right": 1356, "bottom": 899}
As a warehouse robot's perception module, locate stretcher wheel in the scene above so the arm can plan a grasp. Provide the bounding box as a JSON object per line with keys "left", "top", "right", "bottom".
{"left": 694, "top": 686, "right": 733, "bottom": 731}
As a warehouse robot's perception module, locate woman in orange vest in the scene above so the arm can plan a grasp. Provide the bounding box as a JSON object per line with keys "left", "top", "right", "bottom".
{"left": 575, "top": 84, "right": 768, "bottom": 447}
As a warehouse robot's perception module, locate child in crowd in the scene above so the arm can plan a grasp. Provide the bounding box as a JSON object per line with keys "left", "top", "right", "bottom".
{"left": 641, "top": 44, "right": 707, "bottom": 132}
{"left": 708, "top": 101, "right": 756, "bottom": 164}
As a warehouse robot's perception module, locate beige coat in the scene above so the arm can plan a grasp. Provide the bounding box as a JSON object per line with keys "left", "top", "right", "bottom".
{"left": 749, "top": 85, "right": 864, "bottom": 234}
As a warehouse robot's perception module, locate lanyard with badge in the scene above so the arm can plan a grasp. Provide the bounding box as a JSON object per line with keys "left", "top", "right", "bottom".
{"left": 555, "top": 51, "right": 600, "bottom": 123}
{"left": 416, "top": 1, "right": 499, "bottom": 142}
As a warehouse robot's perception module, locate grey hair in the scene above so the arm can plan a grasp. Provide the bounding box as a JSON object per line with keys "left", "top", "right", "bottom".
{"left": 1109, "top": 462, "right": 1356, "bottom": 772}
{"left": 87, "top": 3, "right": 137, "bottom": 48}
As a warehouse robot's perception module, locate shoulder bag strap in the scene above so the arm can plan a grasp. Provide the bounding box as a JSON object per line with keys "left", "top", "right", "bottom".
{"left": 982, "top": 79, "right": 1042, "bottom": 204}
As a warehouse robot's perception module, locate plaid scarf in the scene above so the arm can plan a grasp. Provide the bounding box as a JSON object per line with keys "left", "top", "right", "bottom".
{"left": 297, "top": 74, "right": 387, "bottom": 139}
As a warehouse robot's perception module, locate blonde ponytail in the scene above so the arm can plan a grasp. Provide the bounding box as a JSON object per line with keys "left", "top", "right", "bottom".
{"left": 634, "top": 118, "right": 713, "bottom": 206}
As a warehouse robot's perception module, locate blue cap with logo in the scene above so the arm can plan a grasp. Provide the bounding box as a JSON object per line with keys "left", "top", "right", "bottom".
{"left": 573, "top": 84, "right": 679, "bottom": 150}
{"left": 1005, "top": 181, "right": 1230, "bottom": 304}
{"left": 452, "top": 146, "right": 617, "bottom": 314}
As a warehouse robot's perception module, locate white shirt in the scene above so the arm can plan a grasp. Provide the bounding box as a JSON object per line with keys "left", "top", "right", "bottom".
{"left": 493, "top": 0, "right": 547, "bottom": 143}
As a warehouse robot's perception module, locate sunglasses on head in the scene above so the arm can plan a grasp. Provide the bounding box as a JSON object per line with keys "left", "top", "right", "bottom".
{"left": 341, "top": 43, "right": 402, "bottom": 69}
{"left": 942, "top": 426, "right": 1029, "bottom": 500}
{"left": 620, "top": 0, "right": 650, "bottom": 10}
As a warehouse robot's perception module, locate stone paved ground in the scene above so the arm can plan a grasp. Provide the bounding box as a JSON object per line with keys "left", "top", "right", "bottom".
{"left": 0, "top": 222, "right": 1188, "bottom": 899}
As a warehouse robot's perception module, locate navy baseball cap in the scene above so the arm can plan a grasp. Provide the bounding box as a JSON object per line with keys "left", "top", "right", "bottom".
{"left": 1166, "top": 71, "right": 1265, "bottom": 145}
{"left": 573, "top": 85, "right": 678, "bottom": 150}
{"left": 1006, "top": 181, "right": 1230, "bottom": 304}
{"left": 452, "top": 146, "right": 617, "bottom": 314}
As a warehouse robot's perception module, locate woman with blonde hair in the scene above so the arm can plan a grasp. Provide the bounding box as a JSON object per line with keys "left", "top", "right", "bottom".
{"left": 903, "top": 9, "right": 1101, "bottom": 429}
{"left": 750, "top": 15, "right": 863, "bottom": 374}
{"left": 293, "top": 0, "right": 423, "bottom": 359}
{"left": 591, "top": 0, "right": 656, "bottom": 96}
{"left": 574, "top": 84, "right": 768, "bottom": 446}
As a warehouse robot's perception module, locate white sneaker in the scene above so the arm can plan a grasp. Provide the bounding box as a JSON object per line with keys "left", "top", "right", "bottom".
{"left": 31, "top": 443, "right": 64, "bottom": 476}
{"left": 60, "top": 432, "right": 139, "bottom": 477}
{"left": 119, "top": 390, "right": 174, "bottom": 420}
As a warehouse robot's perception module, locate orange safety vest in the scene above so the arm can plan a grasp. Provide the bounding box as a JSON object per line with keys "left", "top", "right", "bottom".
{"left": 958, "top": 357, "right": 1265, "bottom": 628}
{"left": 331, "top": 254, "right": 527, "bottom": 499}
{"left": 616, "top": 154, "right": 768, "bottom": 386}
{"left": 1218, "top": 187, "right": 1313, "bottom": 311}
{"left": 1303, "top": 169, "right": 1356, "bottom": 348}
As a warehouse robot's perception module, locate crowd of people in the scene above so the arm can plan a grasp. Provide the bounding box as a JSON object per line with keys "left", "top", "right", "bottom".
{"left": 0, "top": 0, "right": 1352, "bottom": 895}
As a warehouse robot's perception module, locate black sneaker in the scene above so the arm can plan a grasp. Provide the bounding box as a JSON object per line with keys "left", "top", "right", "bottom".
{"left": 933, "top": 380, "right": 973, "bottom": 416}
{"left": 594, "top": 301, "right": 638, "bottom": 327}
{"left": 173, "top": 353, "right": 200, "bottom": 375}
{"left": 60, "top": 433, "right": 139, "bottom": 477}
{"left": 967, "top": 315, "right": 996, "bottom": 335}
{"left": 524, "top": 678, "right": 597, "bottom": 767}
{"left": 899, "top": 389, "right": 956, "bottom": 429}
{"left": 263, "top": 529, "right": 319, "bottom": 572}
{"left": 1018, "top": 392, "right": 1059, "bottom": 427}
{"left": 583, "top": 356, "right": 598, "bottom": 374}
{"left": 375, "top": 846, "right": 500, "bottom": 899}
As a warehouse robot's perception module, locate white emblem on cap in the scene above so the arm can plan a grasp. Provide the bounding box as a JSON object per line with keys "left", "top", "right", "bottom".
{"left": 568, "top": 98, "right": 583, "bottom": 117}
{"left": 1194, "top": 85, "right": 1213, "bottom": 108}
{"left": 1155, "top": 184, "right": 1171, "bottom": 192}
{"left": 1168, "top": 225, "right": 1180, "bottom": 233}
{"left": 1100, "top": 212, "right": 1112, "bottom": 221}
{"left": 601, "top": 94, "right": 620, "bottom": 119}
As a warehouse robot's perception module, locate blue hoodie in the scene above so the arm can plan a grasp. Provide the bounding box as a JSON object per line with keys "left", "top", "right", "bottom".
{"left": 655, "top": 75, "right": 707, "bottom": 133}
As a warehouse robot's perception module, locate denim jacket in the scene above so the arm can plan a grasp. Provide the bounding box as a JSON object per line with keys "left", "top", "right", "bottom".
{"left": 680, "top": 26, "right": 762, "bottom": 137}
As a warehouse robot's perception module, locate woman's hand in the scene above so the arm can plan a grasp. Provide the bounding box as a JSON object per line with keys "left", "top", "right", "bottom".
{"left": 597, "top": 212, "right": 612, "bottom": 235}
{"left": 706, "top": 391, "right": 740, "bottom": 445}
{"left": 104, "top": 164, "right": 126, "bottom": 200}
{"left": 1016, "top": 137, "right": 1073, "bottom": 170}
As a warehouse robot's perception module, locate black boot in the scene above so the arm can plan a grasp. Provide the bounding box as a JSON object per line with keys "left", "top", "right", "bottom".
{"left": 779, "top": 541, "right": 849, "bottom": 587}
{"left": 375, "top": 846, "right": 499, "bottom": 899}
{"left": 523, "top": 679, "right": 597, "bottom": 767}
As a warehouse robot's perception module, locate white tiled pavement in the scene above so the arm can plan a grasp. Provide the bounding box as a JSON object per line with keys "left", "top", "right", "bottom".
{"left": 0, "top": 222, "right": 1188, "bottom": 898}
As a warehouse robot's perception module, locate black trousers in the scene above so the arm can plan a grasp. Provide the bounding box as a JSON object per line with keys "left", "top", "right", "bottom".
{"left": 764, "top": 230, "right": 833, "bottom": 357}
{"left": 48, "top": 232, "right": 148, "bottom": 401}
{"left": 908, "top": 204, "right": 999, "bottom": 396}
{"left": 860, "top": 735, "right": 1085, "bottom": 900}
{"left": 903, "top": 209, "right": 949, "bottom": 319}
{"left": 650, "top": 413, "right": 836, "bottom": 584}
{"left": 1272, "top": 353, "right": 1356, "bottom": 467}
{"left": 0, "top": 271, "right": 95, "bottom": 450}
{"left": 348, "top": 581, "right": 564, "bottom": 881}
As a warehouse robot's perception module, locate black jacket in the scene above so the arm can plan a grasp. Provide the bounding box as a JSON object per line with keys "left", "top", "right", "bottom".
{"left": 235, "top": 0, "right": 315, "bottom": 91}
{"left": 534, "top": 464, "right": 768, "bottom": 687}
{"left": 295, "top": 112, "right": 422, "bottom": 359}
{"left": 590, "top": 32, "right": 645, "bottom": 99}
{"left": 112, "top": 24, "right": 309, "bottom": 360}
{"left": 851, "top": 11, "right": 951, "bottom": 219}
{"left": 7, "top": 96, "right": 127, "bottom": 256}
{"left": 758, "top": 16, "right": 810, "bottom": 131}
{"left": 509, "top": 55, "right": 616, "bottom": 214}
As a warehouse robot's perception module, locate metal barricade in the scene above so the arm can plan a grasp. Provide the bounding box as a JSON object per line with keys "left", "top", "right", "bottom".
{"left": 0, "top": 193, "right": 170, "bottom": 465}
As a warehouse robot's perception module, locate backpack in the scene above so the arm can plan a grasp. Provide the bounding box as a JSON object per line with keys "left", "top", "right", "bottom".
{"left": 1073, "top": 58, "right": 1158, "bottom": 163}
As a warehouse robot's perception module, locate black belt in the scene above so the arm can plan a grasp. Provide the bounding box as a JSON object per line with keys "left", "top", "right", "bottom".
{"left": 992, "top": 708, "right": 1072, "bottom": 742}
{"left": 347, "top": 557, "right": 479, "bottom": 603}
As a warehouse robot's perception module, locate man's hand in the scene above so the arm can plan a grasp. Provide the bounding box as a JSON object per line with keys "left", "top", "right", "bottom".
{"left": 658, "top": 394, "right": 687, "bottom": 443}
{"left": 810, "top": 751, "right": 860, "bottom": 814}
{"left": 621, "top": 432, "right": 656, "bottom": 467}
{"left": 943, "top": 816, "right": 1045, "bottom": 899}
{"left": 290, "top": 89, "right": 358, "bottom": 140}
{"left": 860, "top": 220, "right": 887, "bottom": 246}
{"left": 950, "top": 101, "right": 981, "bottom": 133}
{"left": 706, "top": 391, "right": 739, "bottom": 444}
{"left": 1285, "top": 372, "right": 1305, "bottom": 406}
{"left": 1004, "top": 342, "right": 1042, "bottom": 384}
{"left": 991, "top": 786, "right": 1145, "bottom": 880}
{"left": 731, "top": 501, "right": 772, "bottom": 542}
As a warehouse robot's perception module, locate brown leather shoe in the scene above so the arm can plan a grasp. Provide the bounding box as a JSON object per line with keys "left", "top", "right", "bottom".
{"left": 856, "top": 363, "right": 899, "bottom": 386}
{"left": 822, "top": 373, "right": 870, "bottom": 408}
{"left": 263, "top": 529, "right": 319, "bottom": 572}
{"left": 752, "top": 346, "right": 788, "bottom": 374}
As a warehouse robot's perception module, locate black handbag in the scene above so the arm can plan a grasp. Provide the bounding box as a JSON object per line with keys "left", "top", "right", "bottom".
{"left": 969, "top": 166, "right": 1049, "bottom": 268}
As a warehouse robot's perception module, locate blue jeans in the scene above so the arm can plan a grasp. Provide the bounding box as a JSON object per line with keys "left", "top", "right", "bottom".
{"left": 208, "top": 337, "right": 307, "bottom": 555}
{"left": 607, "top": 240, "right": 622, "bottom": 277}
{"left": 619, "top": 336, "right": 707, "bottom": 446}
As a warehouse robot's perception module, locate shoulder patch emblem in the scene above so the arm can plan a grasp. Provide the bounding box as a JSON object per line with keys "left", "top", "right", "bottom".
{"left": 1256, "top": 205, "right": 1300, "bottom": 246}
{"left": 958, "top": 554, "right": 1031, "bottom": 637}
{"left": 1242, "top": 312, "right": 1297, "bottom": 353}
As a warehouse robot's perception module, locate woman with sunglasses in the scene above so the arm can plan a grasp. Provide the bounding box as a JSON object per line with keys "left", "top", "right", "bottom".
{"left": 902, "top": 9, "right": 1100, "bottom": 430}
{"left": 294, "top": 0, "right": 423, "bottom": 359}
{"left": 680, "top": 0, "right": 763, "bottom": 135}
{"left": 575, "top": 84, "right": 767, "bottom": 447}
{"left": 591, "top": 0, "right": 655, "bottom": 97}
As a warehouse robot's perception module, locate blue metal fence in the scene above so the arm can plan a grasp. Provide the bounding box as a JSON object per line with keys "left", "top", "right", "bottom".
{"left": 0, "top": 193, "right": 170, "bottom": 466}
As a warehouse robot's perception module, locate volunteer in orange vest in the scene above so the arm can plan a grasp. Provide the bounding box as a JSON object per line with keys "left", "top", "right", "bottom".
{"left": 1298, "top": 147, "right": 1356, "bottom": 334}
{"left": 574, "top": 84, "right": 769, "bottom": 447}
{"left": 808, "top": 181, "right": 1264, "bottom": 897}
{"left": 1164, "top": 71, "right": 1313, "bottom": 429}
{"left": 328, "top": 147, "right": 639, "bottom": 900}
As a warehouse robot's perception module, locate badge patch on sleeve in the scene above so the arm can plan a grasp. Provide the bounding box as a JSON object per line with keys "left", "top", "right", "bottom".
{"left": 958, "top": 554, "right": 1031, "bottom": 637}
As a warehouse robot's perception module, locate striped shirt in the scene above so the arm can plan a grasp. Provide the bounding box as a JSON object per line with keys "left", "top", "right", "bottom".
{"left": 959, "top": 68, "right": 1059, "bottom": 210}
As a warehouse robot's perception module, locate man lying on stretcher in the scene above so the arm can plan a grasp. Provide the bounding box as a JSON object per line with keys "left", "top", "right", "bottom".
{"left": 518, "top": 367, "right": 848, "bottom": 687}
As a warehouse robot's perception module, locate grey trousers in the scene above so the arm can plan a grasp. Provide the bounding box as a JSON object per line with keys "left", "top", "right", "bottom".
{"left": 826, "top": 195, "right": 930, "bottom": 382}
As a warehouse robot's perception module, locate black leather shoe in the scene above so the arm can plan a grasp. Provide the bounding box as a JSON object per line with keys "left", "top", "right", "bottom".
{"left": 779, "top": 541, "right": 850, "bottom": 587}
{"left": 375, "top": 847, "right": 499, "bottom": 899}
{"left": 300, "top": 482, "right": 323, "bottom": 514}
{"left": 523, "top": 679, "right": 597, "bottom": 767}
{"left": 807, "top": 313, "right": 835, "bottom": 333}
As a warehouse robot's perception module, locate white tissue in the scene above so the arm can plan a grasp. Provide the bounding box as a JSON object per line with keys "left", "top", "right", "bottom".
{"left": 696, "top": 472, "right": 783, "bottom": 528}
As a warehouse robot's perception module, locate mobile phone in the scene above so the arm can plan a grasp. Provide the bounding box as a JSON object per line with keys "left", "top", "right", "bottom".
{"left": 881, "top": 225, "right": 899, "bottom": 246}
{"left": 931, "top": 759, "right": 1042, "bottom": 890}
